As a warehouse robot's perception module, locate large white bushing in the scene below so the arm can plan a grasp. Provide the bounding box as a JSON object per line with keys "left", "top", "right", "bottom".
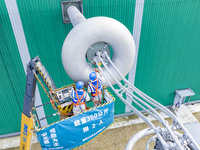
{"left": 62, "top": 16, "right": 135, "bottom": 87}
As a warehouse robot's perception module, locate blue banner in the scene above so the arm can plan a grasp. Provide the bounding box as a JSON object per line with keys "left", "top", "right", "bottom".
{"left": 37, "top": 101, "right": 114, "bottom": 150}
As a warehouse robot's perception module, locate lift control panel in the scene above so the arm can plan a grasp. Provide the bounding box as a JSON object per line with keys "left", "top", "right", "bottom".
{"left": 49, "top": 84, "right": 75, "bottom": 116}
{"left": 54, "top": 85, "right": 74, "bottom": 104}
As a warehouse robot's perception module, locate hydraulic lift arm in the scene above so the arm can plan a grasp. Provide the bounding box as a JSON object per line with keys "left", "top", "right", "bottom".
{"left": 20, "top": 56, "right": 56, "bottom": 150}
{"left": 20, "top": 59, "right": 37, "bottom": 150}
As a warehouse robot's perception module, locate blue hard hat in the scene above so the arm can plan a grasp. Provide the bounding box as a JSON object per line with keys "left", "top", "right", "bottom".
{"left": 89, "top": 72, "right": 96, "bottom": 80}
{"left": 76, "top": 81, "right": 84, "bottom": 89}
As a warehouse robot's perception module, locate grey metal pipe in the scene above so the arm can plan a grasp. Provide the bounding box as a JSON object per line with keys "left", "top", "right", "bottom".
{"left": 126, "top": 95, "right": 162, "bottom": 122}
{"left": 95, "top": 61, "right": 169, "bottom": 149}
{"left": 98, "top": 56, "right": 163, "bottom": 122}
{"left": 125, "top": 128, "right": 155, "bottom": 150}
{"left": 104, "top": 53, "right": 200, "bottom": 149}
{"left": 100, "top": 55, "right": 175, "bottom": 131}
{"left": 98, "top": 56, "right": 184, "bottom": 150}
{"left": 105, "top": 53, "right": 173, "bottom": 117}
{"left": 67, "top": 6, "right": 86, "bottom": 27}
{"left": 96, "top": 57, "right": 161, "bottom": 122}
{"left": 146, "top": 135, "right": 157, "bottom": 150}
{"left": 105, "top": 53, "right": 174, "bottom": 117}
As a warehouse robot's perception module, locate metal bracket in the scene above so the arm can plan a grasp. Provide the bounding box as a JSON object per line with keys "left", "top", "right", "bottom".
{"left": 61, "top": 0, "right": 83, "bottom": 24}
{"left": 173, "top": 88, "right": 195, "bottom": 111}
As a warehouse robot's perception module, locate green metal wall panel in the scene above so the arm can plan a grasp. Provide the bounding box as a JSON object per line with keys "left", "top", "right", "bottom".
{"left": 0, "top": 0, "right": 26, "bottom": 135}
{"left": 135, "top": 0, "right": 200, "bottom": 106}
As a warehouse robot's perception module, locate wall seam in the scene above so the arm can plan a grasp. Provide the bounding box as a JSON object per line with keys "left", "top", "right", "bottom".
{"left": 126, "top": 0, "right": 145, "bottom": 112}
{"left": 4, "top": 0, "right": 47, "bottom": 127}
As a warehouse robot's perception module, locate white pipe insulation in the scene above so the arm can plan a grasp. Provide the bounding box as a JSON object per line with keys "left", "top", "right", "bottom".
{"left": 67, "top": 6, "right": 86, "bottom": 27}
{"left": 62, "top": 6, "right": 136, "bottom": 87}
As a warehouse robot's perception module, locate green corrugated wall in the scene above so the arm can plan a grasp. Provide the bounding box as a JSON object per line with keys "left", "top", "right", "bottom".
{"left": 0, "top": 0, "right": 26, "bottom": 135}
{"left": 135, "top": 0, "right": 200, "bottom": 106}
{"left": 0, "top": 0, "right": 200, "bottom": 135}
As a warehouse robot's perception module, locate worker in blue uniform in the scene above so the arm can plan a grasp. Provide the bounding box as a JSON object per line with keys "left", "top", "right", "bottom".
{"left": 71, "top": 81, "right": 90, "bottom": 115}
{"left": 87, "top": 69, "right": 103, "bottom": 107}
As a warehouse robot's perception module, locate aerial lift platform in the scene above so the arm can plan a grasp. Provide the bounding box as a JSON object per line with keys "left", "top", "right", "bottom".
{"left": 20, "top": 56, "right": 115, "bottom": 150}
{"left": 20, "top": 1, "right": 200, "bottom": 149}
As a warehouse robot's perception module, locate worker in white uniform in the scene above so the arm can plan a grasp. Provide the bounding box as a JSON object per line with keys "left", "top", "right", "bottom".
{"left": 71, "top": 81, "right": 90, "bottom": 115}
{"left": 87, "top": 69, "right": 103, "bottom": 107}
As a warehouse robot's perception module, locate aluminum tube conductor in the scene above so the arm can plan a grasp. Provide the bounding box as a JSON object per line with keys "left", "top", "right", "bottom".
{"left": 104, "top": 53, "right": 199, "bottom": 149}
{"left": 67, "top": 6, "right": 86, "bottom": 26}
{"left": 125, "top": 128, "right": 155, "bottom": 150}
{"left": 97, "top": 54, "right": 186, "bottom": 150}
{"left": 95, "top": 61, "right": 169, "bottom": 149}
{"left": 146, "top": 135, "right": 157, "bottom": 150}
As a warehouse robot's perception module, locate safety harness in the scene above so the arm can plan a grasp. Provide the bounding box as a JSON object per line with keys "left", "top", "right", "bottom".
{"left": 74, "top": 90, "right": 85, "bottom": 106}
{"left": 90, "top": 79, "right": 102, "bottom": 97}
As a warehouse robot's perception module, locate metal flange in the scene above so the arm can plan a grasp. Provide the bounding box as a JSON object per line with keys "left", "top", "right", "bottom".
{"left": 61, "top": 0, "right": 83, "bottom": 24}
